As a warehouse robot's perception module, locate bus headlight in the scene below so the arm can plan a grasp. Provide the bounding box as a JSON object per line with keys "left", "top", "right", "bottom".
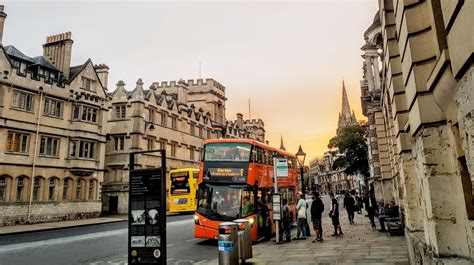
{"left": 249, "top": 217, "right": 254, "bottom": 227}
{"left": 194, "top": 214, "right": 199, "bottom": 225}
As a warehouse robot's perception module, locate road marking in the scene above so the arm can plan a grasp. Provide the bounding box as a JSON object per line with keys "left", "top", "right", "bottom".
{"left": 168, "top": 219, "right": 193, "bottom": 226}
{"left": 167, "top": 243, "right": 175, "bottom": 247}
{"left": 167, "top": 258, "right": 175, "bottom": 262}
{"left": 0, "top": 228, "right": 127, "bottom": 254}
{"left": 185, "top": 238, "right": 199, "bottom": 242}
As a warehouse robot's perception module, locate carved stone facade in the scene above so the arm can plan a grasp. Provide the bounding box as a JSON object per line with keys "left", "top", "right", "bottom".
{"left": 361, "top": 1, "right": 474, "bottom": 263}
{"left": 0, "top": 6, "right": 106, "bottom": 226}
{"left": 103, "top": 79, "right": 265, "bottom": 214}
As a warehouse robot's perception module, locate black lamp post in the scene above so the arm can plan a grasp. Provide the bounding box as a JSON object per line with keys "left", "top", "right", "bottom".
{"left": 295, "top": 145, "right": 306, "bottom": 194}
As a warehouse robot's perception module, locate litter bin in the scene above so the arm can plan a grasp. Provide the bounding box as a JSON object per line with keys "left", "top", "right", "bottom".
{"left": 218, "top": 222, "right": 238, "bottom": 265}
{"left": 234, "top": 219, "right": 252, "bottom": 263}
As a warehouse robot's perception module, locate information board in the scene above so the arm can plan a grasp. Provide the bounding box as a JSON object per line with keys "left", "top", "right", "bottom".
{"left": 275, "top": 158, "right": 288, "bottom": 178}
{"left": 128, "top": 167, "right": 166, "bottom": 265}
{"left": 272, "top": 193, "right": 282, "bottom": 221}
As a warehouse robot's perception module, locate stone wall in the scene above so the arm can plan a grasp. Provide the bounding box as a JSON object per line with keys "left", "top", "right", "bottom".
{"left": 0, "top": 201, "right": 101, "bottom": 226}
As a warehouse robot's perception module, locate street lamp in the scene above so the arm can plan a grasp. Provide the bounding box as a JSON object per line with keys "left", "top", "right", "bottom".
{"left": 295, "top": 145, "right": 306, "bottom": 194}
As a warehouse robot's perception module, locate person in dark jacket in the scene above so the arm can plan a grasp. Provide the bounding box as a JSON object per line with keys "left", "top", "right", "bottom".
{"left": 364, "top": 185, "right": 378, "bottom": 230}
{"left": 343, "top": 192, "right": 355, "bottom": 225}
{"left": 311, "top": 191, "right": 324, "bottom": 242}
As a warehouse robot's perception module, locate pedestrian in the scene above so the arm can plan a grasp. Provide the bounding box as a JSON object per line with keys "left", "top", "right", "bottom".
{"left": 281, "top": 198, "right": 292, "bottom": 242}
{"left": 343, "top": 192, "right": 355, "bottom": 225}
{"left": 310, "top": 191, "right": 324, "bottom": 242}
{"left": 293, "top": 192, "right": 307, "bottom": 240}
{"left": 364, "top": 185, "right": 377, "bottom": 230}
{"left": 305, "top": 200, "right": 311, "bottom": 237}
{"left": 329, "top": 192, "right": 343, "bottom": 236}
{"left": 355, "top": 191, "right": 363, "bottom": 214}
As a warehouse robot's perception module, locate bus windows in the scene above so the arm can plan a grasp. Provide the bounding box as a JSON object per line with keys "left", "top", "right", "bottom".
{"left": 193, "top": 172, "right": 199, "bottom": 179}
{"left": 204, "top": 143, "right": 251, "bottom": 162}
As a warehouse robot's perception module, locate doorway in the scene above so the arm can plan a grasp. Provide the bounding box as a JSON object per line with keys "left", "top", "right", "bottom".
{"left": 109, "top": 196, "right": 118, "bottom": 214}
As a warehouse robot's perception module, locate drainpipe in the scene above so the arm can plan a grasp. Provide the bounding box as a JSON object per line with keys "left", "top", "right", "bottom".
{"left": 27, "top": 87, "right": 44, "bottom": 223}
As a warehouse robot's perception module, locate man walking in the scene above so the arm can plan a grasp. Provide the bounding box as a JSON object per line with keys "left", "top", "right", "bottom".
{"left": 281, "top": 198, "right": 292, "bottom": 242}
{"left": 293, "top": 192, "right": 307, "bottom": 240}
{"left": 329, "top": 192, "right": 343, "bottom": 236}
{"left": 311, "top": 191, "right": 324, "bottom": 242}
{"left": 343, "top": 192, "right": 355, "bottom": 225}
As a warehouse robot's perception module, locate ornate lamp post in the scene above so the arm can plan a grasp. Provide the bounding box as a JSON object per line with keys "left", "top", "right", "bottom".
{"left": 295, "top": 145, "right": 306, "bottom": 194}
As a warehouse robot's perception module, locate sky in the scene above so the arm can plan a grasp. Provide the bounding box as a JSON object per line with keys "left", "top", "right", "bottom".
{"left": 3, "top": 0, "right": 378, "bottom": 162}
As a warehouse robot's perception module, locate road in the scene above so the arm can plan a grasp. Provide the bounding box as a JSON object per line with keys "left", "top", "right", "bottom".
{"left": 0, "top": 196, "right": 344, "bottom": 265}
{"left": 0, "top": 214, "right": 215, "bottom": 265}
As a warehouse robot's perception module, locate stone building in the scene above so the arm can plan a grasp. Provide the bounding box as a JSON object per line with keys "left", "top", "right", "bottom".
{"left": 102, "top": 78, "right": 265, "bottom": 214}
{"left": 360, "top": 1, "right": 474, "bottom": 263}
{"left": 0, "top": 6, "right": 107, "bottom": 225}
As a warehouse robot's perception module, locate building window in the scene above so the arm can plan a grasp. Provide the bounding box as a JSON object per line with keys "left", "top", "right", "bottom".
{"left": 63, "top": 179, "right": 70, "bottom": 200}
{"left": 16, "top": 177, "right": 25, "bottom": 201}
{"left": 43, "top": 98, "right": 63, "bottom": 118}
{"left": 190, "top": 123, "right": 195, "bottom": 135}
{"left": 171, "top": 142, "right": 177, "bottom": 157}
{"left": 115, "top": 105, "right": 127, "bottom": 119}
{"left": 113, "top": 135, "right": 125, "bottom": 151}
{"left": 48, "top": 178, "right": 57, "bottom": 201}
{"left": 76, "top": 179, "right": 82, "bottom": 200}
{"left": 148, "top": 108, "right": 155, "bottom": 123}
{"left": 159, "top": 139, "right": 167, "bottom": 150}
{"left": 160, "top": 112, "right": 167, "bottom": 126}
{"left": 39, "top": 136, "right": 60, "bottom": 157}
{"left": 11, "top": 90, "right": 33, "bottom": 111}
{"left": 190, "top": 146, "right": 195, "bottom": 161}
{"left": 88, "top": 180, "right": 95, "bottom": 200}
{"left": 72, "top": 104, "right": 98, "bottom": 123}
{"left": 70, "top": 140, "right": 95, "bottom": 159}
{"left": 33, "top": 177, "right": 41, "bottom": 201}
{"left": 171, "top": 116, "right": 177, "bottom": 129}
{"left": 6, "top": 131, "right": 29, "bottom": 153}
{"left": 147, "top": 138, "right": 154, "bottom": 151}
{"left": 81, "top": 77, "right": 96, "bottom": 91}
{"left": 0, "top": 176, "right": 6, "bottom": 201}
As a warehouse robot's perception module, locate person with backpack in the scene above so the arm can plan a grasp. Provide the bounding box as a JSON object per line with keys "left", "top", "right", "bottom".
{"left": 310, "top": 191, "right": 324, "bottom": 242}
{"left": 293, "top": 192, "right": 307, "bottom": 240}
{"left": 281, "top": 198, "right": 292, "bottom": 242}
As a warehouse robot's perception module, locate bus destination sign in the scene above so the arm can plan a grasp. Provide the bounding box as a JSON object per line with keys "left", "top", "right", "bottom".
{"left": 204, "top": 164, "right": 248, "bottom": 183}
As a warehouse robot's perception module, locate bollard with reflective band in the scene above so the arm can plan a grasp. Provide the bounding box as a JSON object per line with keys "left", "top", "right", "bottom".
{"left": 234, "top": 219, "right": 252, "bottom": 263}
{"left": 218, "top": 222, "right": 238, "bottom": 265}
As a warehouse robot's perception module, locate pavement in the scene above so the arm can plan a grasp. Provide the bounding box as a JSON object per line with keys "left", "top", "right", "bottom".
{"left": 207, "top": 205, "right": 409, "bottom": 264}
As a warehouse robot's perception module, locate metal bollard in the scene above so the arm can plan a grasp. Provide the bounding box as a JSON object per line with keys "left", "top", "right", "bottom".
{"left": 217, "top": 222, "right": 238, "bottom": 265}
{"left": 234, "top": 219, "right": 253, "bottom": 263}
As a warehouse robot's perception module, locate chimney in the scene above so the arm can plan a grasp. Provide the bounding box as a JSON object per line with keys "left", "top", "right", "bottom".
{"left": 94, "top": 64, "right": 109, "bottom": 90}
{"left": 43, "top": 32, "right": 73, "bottom": 79}
{"left": 0, "top": 6, "right": 7, "bottom": 45}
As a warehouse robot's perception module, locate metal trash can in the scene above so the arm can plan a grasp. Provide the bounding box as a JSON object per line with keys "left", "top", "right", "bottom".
{"left": 234, "top": 219, "right": 253, "bottom": 263}
{"left": 218, "top": 222, "right": 238, "bottom": 265}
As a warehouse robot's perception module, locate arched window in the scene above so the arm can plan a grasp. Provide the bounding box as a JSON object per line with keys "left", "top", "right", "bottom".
{"left": 16, "top": 176, "right": 28, "bottom": 201}
{"left": 48, "top": 177, "right": 58, "bottom": 201}
{"left": 88, "top": 179, "right": 95, "bottom": 200}
{"left": 63, "top": 178, "right": 72, "bottom": 201}
{"left": 33, "top": 176, "right": 43, "bottom": 201}
{"left": 76, "top": 179, "right": 83, "bottom": 200}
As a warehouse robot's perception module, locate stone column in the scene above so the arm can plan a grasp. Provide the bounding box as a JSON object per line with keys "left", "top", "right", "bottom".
{"left": 372, "top": 56, "right": 381, "bottom": 90}
{"left": 365, "top": 57, "right": 375, "bottom": 92}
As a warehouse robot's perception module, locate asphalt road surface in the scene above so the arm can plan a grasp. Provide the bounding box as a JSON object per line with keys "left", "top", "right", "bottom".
{"left": 0, "top": 213, "right": 215, "bottom": 265}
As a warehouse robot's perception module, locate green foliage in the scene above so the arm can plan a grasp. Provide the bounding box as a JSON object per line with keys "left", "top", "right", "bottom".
{"left": 327, "top": 124, "right": 369, "bottom": 177}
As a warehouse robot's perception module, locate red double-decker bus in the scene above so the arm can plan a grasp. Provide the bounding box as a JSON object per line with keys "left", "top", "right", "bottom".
{"left": 194, "top": 139, "right": 299, "bottom": 242}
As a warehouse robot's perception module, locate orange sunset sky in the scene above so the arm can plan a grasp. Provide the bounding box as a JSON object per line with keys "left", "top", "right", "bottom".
{"left": 4, "top": 1, "right": 379, "bottom": 162}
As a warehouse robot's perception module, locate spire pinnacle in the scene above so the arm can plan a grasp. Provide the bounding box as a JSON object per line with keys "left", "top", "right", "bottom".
{"left": 280, "top": 134, "right": 286, "bottom": 151}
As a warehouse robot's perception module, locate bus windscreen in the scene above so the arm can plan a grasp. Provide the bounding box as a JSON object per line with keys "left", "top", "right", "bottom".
{"left": 170, "top": 172, "right": 190, "bottom": 194}
{"left": 204, "top": 143, "right": 251, "bottom": 162}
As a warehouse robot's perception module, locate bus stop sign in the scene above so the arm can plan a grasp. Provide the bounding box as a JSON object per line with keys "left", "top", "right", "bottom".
{"left": 275, "top": 158, "right": 288, "bottom": 178}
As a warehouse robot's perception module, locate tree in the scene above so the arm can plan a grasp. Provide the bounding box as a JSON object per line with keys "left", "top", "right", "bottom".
{"left": 327, "top": 124, "right": 369, "bottom": 178}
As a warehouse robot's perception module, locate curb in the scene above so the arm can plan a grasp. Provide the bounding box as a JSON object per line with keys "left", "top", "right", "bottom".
{"left": 0, "top": 218, "right": 127, "bottom": 236}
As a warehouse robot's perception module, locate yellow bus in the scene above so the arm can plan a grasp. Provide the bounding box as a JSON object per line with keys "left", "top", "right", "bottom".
{"left": 168, "top": 168, "right": 199, "bottom": 213}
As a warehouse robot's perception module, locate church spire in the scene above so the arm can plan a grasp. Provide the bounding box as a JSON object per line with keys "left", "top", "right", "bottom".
{"left": 280, "top": 134, "right": 286, "bottom": 151}
{"left": 337, "top": 80, "right": 357, "bottom": 134}
{"left": 341, "top": 80, "right": 351, "bottom": 118}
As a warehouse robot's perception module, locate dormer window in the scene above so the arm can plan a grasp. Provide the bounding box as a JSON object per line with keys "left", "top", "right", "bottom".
{"left": 81, "top": 77, "right": 96, "bottom": 92}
